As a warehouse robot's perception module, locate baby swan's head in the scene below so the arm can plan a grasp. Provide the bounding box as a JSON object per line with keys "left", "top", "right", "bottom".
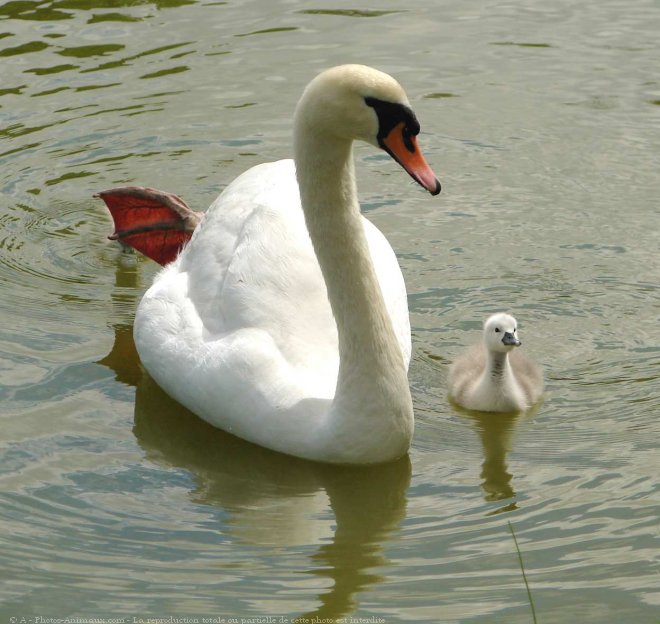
{"left": 483, "top": 313, "right": 521, "bottom": 354}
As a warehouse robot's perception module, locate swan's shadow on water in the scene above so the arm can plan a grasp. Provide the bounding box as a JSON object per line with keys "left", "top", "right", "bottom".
{"left": 99, "top": 258, "right": 410, "bottom": 622}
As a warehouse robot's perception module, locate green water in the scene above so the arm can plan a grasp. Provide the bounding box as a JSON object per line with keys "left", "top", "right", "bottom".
{"left": 1, "top": 1, "right": 659, "bottom": 622}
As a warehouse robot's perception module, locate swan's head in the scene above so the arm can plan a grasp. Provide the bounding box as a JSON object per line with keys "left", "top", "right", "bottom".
{"left": 483, "top": 313, "right": 522, "bottom": 353}
{"left": 294, "top": 64, "right": 441, "bottom": 195}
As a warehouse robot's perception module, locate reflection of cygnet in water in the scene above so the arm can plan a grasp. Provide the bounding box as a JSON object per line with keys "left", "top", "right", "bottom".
{"left": 449, "top": 313, "right": 543, "bottom": 413}
{"left": 469, "top": 411, "right": 519, "bottom": 503}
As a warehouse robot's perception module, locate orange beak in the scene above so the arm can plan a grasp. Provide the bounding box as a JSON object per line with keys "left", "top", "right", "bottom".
{"left": 381, "top": 122, "right": 441, "bottom": 195}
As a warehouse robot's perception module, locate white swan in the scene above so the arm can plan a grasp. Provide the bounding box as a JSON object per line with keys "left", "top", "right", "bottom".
{"left": 101, "top": 65, "right": 440, "bottom": 464}
{"left": 449, "top": 313, "right": 543, "bottom": 412}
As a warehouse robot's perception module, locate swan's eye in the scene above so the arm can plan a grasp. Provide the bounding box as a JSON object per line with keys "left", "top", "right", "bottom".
{"left": 494, "top": 327, "right": 501, "bottom": 333}
{"left": 364, "top": 97, "right": 420, "bottom": 147}
{"left": 401, "top": 125, "right": 415, "bottom": 153}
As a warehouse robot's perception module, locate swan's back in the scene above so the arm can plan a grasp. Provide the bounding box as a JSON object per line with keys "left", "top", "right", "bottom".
{"left": 178, "top": 160, "right": 338, "bottom": 370}
{"left": 167, "top": 159, "right": 410, "bottom": 369}
{"left": 134, "top": 159, "right": 412, "bottom": 433}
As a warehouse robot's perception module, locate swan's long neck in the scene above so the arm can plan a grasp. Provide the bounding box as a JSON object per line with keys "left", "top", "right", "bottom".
{"left": 294, "top": 124, "right": 413, "bottom": 461}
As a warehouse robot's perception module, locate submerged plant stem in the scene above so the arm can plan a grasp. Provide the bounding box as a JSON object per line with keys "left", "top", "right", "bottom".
{"left": 508, "top": 521, "right": 538, "bottom": 624}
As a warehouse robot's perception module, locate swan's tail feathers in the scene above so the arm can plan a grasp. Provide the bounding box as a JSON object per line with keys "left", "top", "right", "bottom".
{"left": 96, "top": 186, "right": 202, "bottom": 266}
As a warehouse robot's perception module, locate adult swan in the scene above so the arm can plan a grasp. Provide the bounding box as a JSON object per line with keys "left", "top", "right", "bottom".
{"left": 99, "top": 65, "right": 441, "bottom": 464}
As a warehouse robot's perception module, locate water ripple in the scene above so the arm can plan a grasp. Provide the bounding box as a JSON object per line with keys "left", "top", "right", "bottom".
{"left": 1, "top": 1, "right": 660, "bottom": 621}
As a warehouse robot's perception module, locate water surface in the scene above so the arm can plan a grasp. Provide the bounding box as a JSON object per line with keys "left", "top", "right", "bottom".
{"left": 1, "top": 1, "right": 659, "bottom": 622}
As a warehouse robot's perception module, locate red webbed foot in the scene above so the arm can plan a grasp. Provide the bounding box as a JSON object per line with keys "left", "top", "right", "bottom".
{"left": 96, "top": 186, "right": 203, "bottom": 266}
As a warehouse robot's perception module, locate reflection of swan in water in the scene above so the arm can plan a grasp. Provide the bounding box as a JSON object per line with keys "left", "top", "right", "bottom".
{"left": 98, "top": 267, "right": 410, "bottom": 620}
{"left": 457, "top": 405, "right": 541, "bottom": 512}
{"left": 97, "top": 259, "right": 141, "bottom": 386}
{"left": 464, "top": 411, "right": 519, "bottom": 504}
{"left": 135, "top": 374, "right": 410, "bottom": 619}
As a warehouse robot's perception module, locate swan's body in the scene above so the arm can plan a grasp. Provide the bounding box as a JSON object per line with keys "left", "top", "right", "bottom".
{"left": 449, "top": 313, "right": 543, "bottom": 413}
{"left": 110, "top": 65, "right": 440, "bottom": 464}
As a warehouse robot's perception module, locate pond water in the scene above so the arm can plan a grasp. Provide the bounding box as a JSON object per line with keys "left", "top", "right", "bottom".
{"left": 1, "top": 0, "right": 659, "bottom": 622}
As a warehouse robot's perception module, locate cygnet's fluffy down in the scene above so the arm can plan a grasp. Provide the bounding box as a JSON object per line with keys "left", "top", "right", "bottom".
{"left": 449, "top": 313, "right": 543, "bottom": 412}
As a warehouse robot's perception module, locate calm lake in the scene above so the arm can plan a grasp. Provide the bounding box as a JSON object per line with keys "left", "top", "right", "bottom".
{"left": 1, "top": 0, "right": 659, "bottom": 622}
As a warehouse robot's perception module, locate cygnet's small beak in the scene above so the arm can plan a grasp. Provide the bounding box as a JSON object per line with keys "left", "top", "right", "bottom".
{"left": 502, "top": 332, "right": 521, "bottom": 347}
